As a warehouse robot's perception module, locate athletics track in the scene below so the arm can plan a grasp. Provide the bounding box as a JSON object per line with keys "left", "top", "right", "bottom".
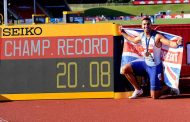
{"left": 1, "top": 93, "right": 190, "bottom": 122}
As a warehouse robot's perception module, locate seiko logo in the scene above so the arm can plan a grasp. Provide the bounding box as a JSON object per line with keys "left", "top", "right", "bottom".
{"left": 3, "top": 27, "right": 42, "bottom": 36}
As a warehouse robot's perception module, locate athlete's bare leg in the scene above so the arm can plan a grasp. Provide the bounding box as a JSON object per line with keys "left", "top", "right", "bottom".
{"left": 121, "top": 63, "right": 141, "bottom": 90}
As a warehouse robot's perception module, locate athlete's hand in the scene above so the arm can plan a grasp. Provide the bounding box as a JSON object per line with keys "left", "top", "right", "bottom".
{"left": 176, "top": 37, "right": 183, "bottom": 46}
{"left": 118, "top": 25, "right": 123, "bottom": 34}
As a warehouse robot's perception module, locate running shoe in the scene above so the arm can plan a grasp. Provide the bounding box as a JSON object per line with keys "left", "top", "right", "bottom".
{"left": 129, "top": 89, "right": 143, "bottom": 99}
{"left": 170, "top": 88, "right": 180, "bottom": 96}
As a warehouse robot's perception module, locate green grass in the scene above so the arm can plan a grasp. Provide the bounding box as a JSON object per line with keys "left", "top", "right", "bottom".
{"left": 71, "top": 4, "right": 190, "bottom": 16}
{"left": 71, "top": 4, "right": 190, "bottom": 25}
{"left": 86, "top": 18, "right": 190, "bottom": 25}
{"left": 100, "top": 4, "right": 190, "bottom": 16}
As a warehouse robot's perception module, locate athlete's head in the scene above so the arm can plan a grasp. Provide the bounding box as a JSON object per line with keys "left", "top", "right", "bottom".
{"left": 141, "top": 17, "right": 152, "bottom": 33}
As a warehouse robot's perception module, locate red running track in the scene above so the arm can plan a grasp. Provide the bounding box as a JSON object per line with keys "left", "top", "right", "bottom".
{"left": 1, "top": 94, "right": 190, "bottom": 122}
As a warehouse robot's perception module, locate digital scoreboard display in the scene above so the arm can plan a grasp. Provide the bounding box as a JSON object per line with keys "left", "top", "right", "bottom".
{"left": 0, "top": 23, "right": 119, "bottom": 100}
{"left": 0, "top": 35, "right": 113, "bottom": 94}
{"left": 63, "top": 11, "right": 84, "bottom": 24}
{"left": 0, "top": 58, "right": 113, "bottom": 94}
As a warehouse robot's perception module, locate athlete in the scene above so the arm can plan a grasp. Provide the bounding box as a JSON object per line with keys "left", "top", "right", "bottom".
{"left": 120, "top": 17, "right": 182, "bottom": 99}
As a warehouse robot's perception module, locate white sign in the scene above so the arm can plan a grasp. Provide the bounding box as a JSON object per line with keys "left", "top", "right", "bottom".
{"left": 183, "top": 14, "right": 190, "bottom": 18}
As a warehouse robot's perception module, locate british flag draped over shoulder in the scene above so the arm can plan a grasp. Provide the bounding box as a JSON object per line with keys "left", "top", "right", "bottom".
{"left": 120, "top": 28, "right": 183, "bottom": 90}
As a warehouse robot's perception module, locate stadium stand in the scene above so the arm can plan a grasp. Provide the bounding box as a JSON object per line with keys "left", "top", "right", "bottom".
{"left": 10, "top": 0, "right": 43, "bottom": 19}
{"left": 0, "top": 0, "right": 70, "bottom": 20}
{"left": 37, "top": 0, "right": 70, "bottom": 18}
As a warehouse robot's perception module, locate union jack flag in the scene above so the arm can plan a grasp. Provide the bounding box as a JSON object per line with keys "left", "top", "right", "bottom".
{"left": 120, "top": 28, "right": 183, "bottom": 89}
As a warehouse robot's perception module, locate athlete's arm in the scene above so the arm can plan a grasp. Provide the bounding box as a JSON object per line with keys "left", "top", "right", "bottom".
{"left": 121, "top": 31, "right": 141, "bottom": 44}
{"left": 157, "top": 34, "right": 182, "bottom": 48}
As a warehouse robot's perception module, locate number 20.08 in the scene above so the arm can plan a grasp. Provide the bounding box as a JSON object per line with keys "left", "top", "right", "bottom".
{"left": 56, "top": 61, "right": 111, "bottom": 88}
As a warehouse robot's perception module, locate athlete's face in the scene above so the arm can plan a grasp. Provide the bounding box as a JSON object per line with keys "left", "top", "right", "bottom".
{"left": 141, "top": 20, "right": 152, "bottom": 33}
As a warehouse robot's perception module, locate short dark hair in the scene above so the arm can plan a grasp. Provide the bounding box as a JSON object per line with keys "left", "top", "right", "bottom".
{"left": 141, "top": 17, "right": 151, "bottom": 22}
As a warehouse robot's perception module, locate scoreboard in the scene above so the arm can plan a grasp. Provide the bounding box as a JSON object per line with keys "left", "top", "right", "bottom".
{"left": 0, "top": 23, "right": 120, "bottom": 100}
